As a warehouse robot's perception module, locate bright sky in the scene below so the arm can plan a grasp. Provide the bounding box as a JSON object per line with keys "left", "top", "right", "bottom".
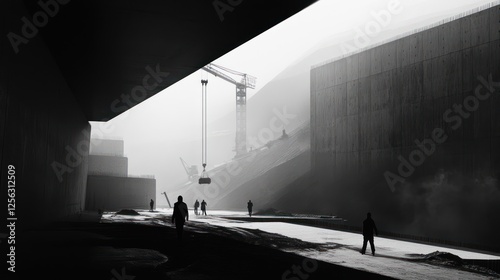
{"left": 90, "top": 0, "right": 496, "bottom": 178}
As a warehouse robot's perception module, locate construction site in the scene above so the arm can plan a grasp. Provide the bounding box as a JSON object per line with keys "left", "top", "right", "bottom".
{"left": 1, "top": 0, "right": 500, "bottom": 279}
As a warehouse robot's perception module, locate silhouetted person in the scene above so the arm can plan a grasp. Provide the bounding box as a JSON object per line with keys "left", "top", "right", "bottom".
{"left": 172, "top": 196, "right": 189, "bottom": 241}
{"left": 360, "top": 212, "right": 378, "bottom": 256}
{"left": 150, "top": 199, "right": 154, "bottom": 212}
{"left": 247, "top": 200, "right": 253, "bottom": 217}
{"left": 194, "top": 199, "right": 200, "bottom": 215}
{"left": 201, "top": 200, "right": 207, "bottom": 216}
{"left": 280, "top": 129, "right": 288, "bottom": 139}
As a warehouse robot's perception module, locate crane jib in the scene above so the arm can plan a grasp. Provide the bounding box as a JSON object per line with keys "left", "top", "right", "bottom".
{"left": 200, "top": 63, "right": 257, "bottom": 158}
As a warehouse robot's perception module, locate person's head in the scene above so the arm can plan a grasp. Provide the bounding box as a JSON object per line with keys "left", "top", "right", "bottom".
{"left": 178, "top": 195, "right": 183, "bottom": 202}
{"left": 367, "top": 212, "right": 371, "bottom": 218}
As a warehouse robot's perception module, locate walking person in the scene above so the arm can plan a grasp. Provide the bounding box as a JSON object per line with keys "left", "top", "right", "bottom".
{"left": 194, "top": 199, "right": 200, "bottom": 215}
{"left": 172, "top": 196, "right": 189, "bottom": 241}
{"left": 150, "top": 199, "right": 154, "bottom": 212}
{"left": 247, "top": 200, "right": 253, "bottom": 217}
{"left": 201, "top": 200, "right": 207, "bottom": 216}
{"left": 360, "top": 212, "right": 378, "bottom": 256}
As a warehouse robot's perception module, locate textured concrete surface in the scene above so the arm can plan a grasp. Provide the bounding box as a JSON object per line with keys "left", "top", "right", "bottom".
{"left": 310, "top": 5, "right": 500, "bottom": 247}
{"left": 312, "top": 4, "right": 500, "bottom": 180}
{"left": 0, "top": 1, "right": 90, "bottom": 229}
{"left": 86, "top": 175, "right": 156, "bottom": 211}
{"left": 88, "top": 155, "right": 128, "bottom": 177}
{"left": 90, "top": 139, "right": 125, "bottom": 156}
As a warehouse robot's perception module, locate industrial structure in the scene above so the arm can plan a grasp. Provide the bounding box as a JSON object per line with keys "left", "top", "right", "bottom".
{"left": 168, "top": 123, "right": 310, "bottom": 209}
{"left": 202, "top": 63, "right": 257, "bottom": 157}
{"left": 180, "top": 157, "right": 199, "bottom": 181}
{"left": 86, "top": 139, "right": 156, "bottom": 211}
{"left": 310, "top": 4, "right": 500, "bottom": 247}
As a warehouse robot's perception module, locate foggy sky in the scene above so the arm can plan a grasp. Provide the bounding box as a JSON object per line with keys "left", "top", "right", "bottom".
{"left": 89, "top": 0, "right": 495, "bottom": 201}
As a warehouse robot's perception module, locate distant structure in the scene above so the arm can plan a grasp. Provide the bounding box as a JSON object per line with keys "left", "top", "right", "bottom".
{"left": 202, "top": 63, "right": 257, "bottom": 157}
{"left": 180, "top": 157, "right": 199, "bottom": 181}
{"left": 85, "top": 139, "right": 156, "bottom": 211}
{"left": 279, "top": 129, "right": 289, "bottom": 139}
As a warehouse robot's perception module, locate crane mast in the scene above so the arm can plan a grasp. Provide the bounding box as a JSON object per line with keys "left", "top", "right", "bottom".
{"left": 202, "top": 63, "right": 256, "bottom": 157}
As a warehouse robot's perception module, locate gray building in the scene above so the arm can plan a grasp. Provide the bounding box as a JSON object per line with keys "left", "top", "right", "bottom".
{"left": 310, "top": 4, "right": 500, "bottom": 247}
{"left": 85, "top": 139, "right": 155, "bottom": 211}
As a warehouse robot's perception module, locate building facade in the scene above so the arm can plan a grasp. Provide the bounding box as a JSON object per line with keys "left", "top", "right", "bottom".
{"left": 310, "top": 4, "right": 500, "bottom": 247}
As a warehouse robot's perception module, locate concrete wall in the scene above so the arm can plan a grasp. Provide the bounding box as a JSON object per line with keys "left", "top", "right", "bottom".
{"left": 88, "top": 155, "right": 128, "bottom": 177}
{"left": 85, "top": 175, "right": 156, "bottom": 210}
{"left": 310, "top": 5, "right": 500, "bottom": 247}
{"left": 0, "top": 1, "right": 90, "bottom": 228}
{"left": 90, "top": 139, "right": 124, "bottom": 156}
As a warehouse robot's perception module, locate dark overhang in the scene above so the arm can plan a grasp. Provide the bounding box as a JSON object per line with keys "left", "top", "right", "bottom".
{"left": 19, "top": 0, "right": 316, "bottom": 121}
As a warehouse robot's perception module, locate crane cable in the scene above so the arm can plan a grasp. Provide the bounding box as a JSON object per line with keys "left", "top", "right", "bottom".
{"left": 201, "top": 78, "right": 208, "bottom": 173}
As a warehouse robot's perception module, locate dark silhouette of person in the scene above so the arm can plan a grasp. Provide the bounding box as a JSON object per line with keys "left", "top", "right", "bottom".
{"left": 194, "top": 199, "right": 200, "bottom": 215}
{"left": 247, "top": 200, "right": 253, "bottom": 217}
{"left": 150, "top": 199, "right": 154, "bottom": 212}
{"left": 201, "top": 200, "right": 207, "bottom": 216}
{"left": 172, "top": 196, "right": 189, "bottom": 240}
{"left": 360, "top": 212, "right": 378, "bottom": 256}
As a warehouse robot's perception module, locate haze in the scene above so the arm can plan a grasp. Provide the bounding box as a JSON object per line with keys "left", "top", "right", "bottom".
{"left": 90, "top": 0, "right": 495, "bottom": 196}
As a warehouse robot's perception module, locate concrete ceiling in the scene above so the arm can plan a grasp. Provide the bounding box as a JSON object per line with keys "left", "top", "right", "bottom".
{"left": 23, "top": 0, "right": 317, "bottom": 121}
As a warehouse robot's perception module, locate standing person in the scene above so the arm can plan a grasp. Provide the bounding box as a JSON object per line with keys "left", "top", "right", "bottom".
{"left": 194, "top": 199, "right": 200, "bottom": 215}
{"left": 247, "top": 200, "right": 253, "bottom": 217}
{"left": 150, "top": 199, "right": 154, "bottom": 212}
{"left": 360, "top": 212, "right": 378, "bottom": 256}
{"left": 172, "top": 196, "right": 189, "bottom": 241}
{"left": 200, "top": 200, "right": 207, "bottom": 216}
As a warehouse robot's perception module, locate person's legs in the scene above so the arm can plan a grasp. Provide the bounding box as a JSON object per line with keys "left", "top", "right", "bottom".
{"left": 175, "top": 222, "right": 184, "bottom": 240}
{"left": 369, "top": 237, "right": 375, "bottom": 255}
{"left": 361, "top": 237, "right": 368, "bottom": 254}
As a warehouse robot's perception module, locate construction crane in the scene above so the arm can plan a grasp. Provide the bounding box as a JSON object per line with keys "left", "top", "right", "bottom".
{"left": 179, "top": 157, "right": 199, "bottom": 181}
{"left": 199, "top": 78, "right": 211, "bottom": 184}
{"left": 202, "top": 63, "right": 256, "bottom": 157}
